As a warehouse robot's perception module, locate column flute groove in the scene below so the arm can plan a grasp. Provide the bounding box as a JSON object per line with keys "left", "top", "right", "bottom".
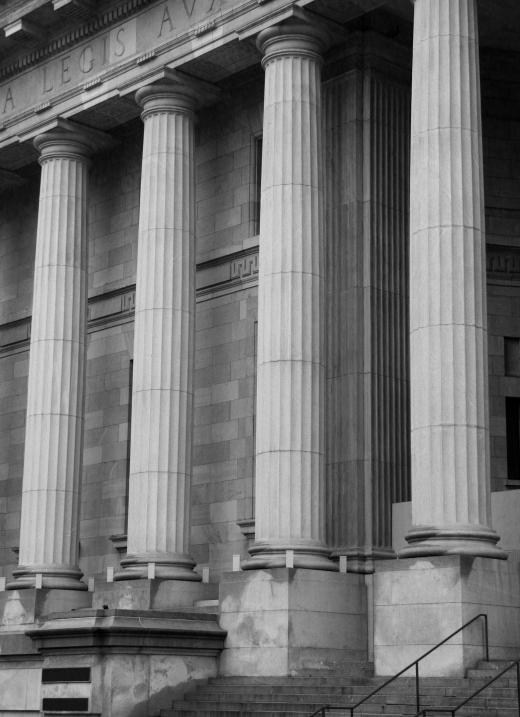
{"left": 116, "top": 83, "right": 200, "bottom": 581}
{"left": 244, "top": 22, "right": 335, "bottom": 571}
{"left": 402, "top": 0, "right": 504, "bottom": 558}
{"left": 10, "top": 125, "right": 109, "bottom": 590}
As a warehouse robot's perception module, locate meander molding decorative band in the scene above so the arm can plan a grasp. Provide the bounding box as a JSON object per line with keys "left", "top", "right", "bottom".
{"left": 0, "top": 245, "right": 260, "bottom": 354}
{"left": 1, "top": 244, "right": 514, "bottom": 354}
{"left": 487, "top": 244, "right": 520, "bottom": 284}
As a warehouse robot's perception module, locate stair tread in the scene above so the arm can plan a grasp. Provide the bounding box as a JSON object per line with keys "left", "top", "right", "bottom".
{"left": 169, "top": 665, "right": 520, "bottom": 717}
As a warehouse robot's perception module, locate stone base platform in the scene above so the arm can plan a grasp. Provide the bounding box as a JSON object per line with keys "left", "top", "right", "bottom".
{"left": 374, "top": 555, "right": 520, "bottom": 677}
{"left": 0, "top": 607, "right": 226, "bottom": 717}
{"left": 218, "top": 567, "right": 369, "bottom": 677}
{"left": 92, "top": 577, "right": 218, "bottom": 611}
{"left": 0, "top": 587, "right": 91, "bottom": 627}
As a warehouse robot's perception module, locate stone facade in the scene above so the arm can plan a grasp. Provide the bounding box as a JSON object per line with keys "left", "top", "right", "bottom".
{"left": 0, "top": 0, "right": 519, "bottom": 712}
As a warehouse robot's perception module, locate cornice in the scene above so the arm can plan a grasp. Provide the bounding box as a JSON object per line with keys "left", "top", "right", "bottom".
{"left": 0, "top": 0, "right": 156, "bottom": 82}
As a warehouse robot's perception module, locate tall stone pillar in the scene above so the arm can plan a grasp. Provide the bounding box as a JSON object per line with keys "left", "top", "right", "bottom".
{"left": 244, "top": 23, "right": 334, "bottom": 570}
{"left": 117, "top": 83, "right": 200, "bottom": 581}
{"left": 402, "top": 0, "right": 503, "bottom": 558}
{"left": 11, "top": 125, "right": 105, "bottom": 590}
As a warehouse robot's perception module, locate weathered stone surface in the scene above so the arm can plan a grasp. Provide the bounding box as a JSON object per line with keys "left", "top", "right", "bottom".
{"left": 374, "top": 556, "right": 520, "bottom": 676}
{"left": 219, "top": 568, "right": 368, "bottom": 676}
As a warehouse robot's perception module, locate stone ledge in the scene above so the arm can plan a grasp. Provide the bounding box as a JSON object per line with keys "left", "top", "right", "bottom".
{"left": 26, "top": 608, "right": 226, "bottom": 655}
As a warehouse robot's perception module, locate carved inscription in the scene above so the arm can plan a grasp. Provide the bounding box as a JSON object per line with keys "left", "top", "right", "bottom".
{"left": 0, "top": 0, "right": 223, "bottom": 120}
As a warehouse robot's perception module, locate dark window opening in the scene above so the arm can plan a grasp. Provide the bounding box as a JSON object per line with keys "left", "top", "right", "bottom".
{"left": 505, "top": 337, "right": 520, "bottom": 377}
{"left": 506, "top": 397, "right": 520, "bottom": 482}
{"left": 250, "top": 135, "right": 262, "bottom": 236}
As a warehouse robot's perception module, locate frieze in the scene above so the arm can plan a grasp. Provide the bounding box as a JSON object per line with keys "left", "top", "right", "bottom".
{"left": 0, "top": 0, "right": 156, "bottom": 82}
{"left": 0, "top": 246, "right": 259, "bottom": 353}
{"left": 230, "top": 252, "right": 259, "bottom": 279}
{"left": 487, "top": 245, "right": 520, "bottom": 282}
{"left": 0, "top": 0, "right": 228, "bottom": 121}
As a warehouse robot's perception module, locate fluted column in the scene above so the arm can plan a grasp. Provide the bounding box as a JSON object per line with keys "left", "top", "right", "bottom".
{"left": 10, "top": 127, "right": 98, "bottom": 590}
{"left": 402, "top": 0, "right": 503, "bottom": 558}
{"left": 244, "top": 23, "right": 334, "bottom": 570}
{"left": 116, "top": 83, "right": 199, "bottom": 581}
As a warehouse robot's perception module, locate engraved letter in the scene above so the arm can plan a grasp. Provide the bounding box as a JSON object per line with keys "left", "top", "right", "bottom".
{"left": 3, "top": 86, "right": 14, "bottom": 114}
{"left": 114, "top": 27, "right": 125, "bottom": 57}
{"left": 79, "top": 45, "right": 94, "bottom": 74}
{"left": 158, "top": 6, "right": 174, "bottom": 37}
{"left": 61, "top": 55, "right": 71, "bottom": 84}
{"left": 42, "top": 66, "right": 54, "bottom": 93}
{"left": 101, "top": 34, "right": 109, "bottom": 66}
{"left": 182, "top": 0, "right": 196, "bottom": 16}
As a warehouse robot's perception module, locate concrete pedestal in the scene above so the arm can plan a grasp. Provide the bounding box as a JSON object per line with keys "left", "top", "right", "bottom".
{"left": 0, "top": 588, "right": 91, "bottom": 627}
{"left": 219, "top": 568, "right": 369, "bottom": 676}
{"left": 92, "top": 578, "right": 217, "bottom": 611}
{"left": 24, "top": 609, "right": 224, "bottom": 717}
{"left": 374, "top": 556, "right": 520, "bottom": 676}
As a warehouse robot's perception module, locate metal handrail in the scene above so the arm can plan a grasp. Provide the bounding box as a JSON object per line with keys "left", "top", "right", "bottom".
{"left": 309, "top": 613, "right": 488, "bottom": 717}
{"left": 414, "top": 659, "right": 520, "bottom": 717}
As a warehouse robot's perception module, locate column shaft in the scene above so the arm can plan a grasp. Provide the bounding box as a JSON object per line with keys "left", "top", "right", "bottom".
{"left": 245, "top": 24, "right": 334, "bottom": 570}
{"left": 403, "top": 0, "right": 503, "bottom": 558}
{"left": 11, "top": 133, "right": 91, "bottom": 590}
{"left": 117, "top": 85, "right": 199, "bottom": 580}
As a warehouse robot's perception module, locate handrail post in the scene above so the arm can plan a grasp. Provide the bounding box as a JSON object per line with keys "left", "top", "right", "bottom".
{"left": 483, "top": 614, "right": 489, "bottom": 662}
{"left": 415, "top": 661, "right": 420, "bottom": 714}
{"left": 516, "top": 661, "right": 520, "bottom": 717}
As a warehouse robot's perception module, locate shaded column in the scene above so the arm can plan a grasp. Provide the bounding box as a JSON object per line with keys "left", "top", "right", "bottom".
{"left": 10, "top": 125, "right": 103, "bottom": 590}
{"left": 402, "top": 0, "right": 503, "bottom": 558}
{"left": 117, "top": 83, "right": 200, "bottom": 581}
{"left": 244, "top": 23, "right": 335, "bottom": 570}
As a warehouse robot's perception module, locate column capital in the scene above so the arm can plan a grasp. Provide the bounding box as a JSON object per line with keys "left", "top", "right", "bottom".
{"left": 135, "top": 69, "right": 220, "bottom": 120}
{"left": 256, "top": 22, "right": 329, "bottom": 66}
{"left": 34, "top": 118, "right": 114, "bottom": 164}
{"left": 135, "top": 83, "right": 197, "bottom": 120}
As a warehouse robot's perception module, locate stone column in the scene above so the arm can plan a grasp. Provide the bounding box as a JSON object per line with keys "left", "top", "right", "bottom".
{"left": 116, "top": 83, "right": 200, "bottom": 581}
{"left": 244, "top": 23, "right": 334, "bottom": 570}
{"left": 10, "top": 126, "right": 101, "bottom": 590}
{"left": 402, "top": 0, "right": 503, "bottom": 558}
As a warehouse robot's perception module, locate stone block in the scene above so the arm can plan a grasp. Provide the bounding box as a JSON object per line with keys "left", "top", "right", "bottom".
{"left": 0, "top": 589, "right": 91, "bottom": 626}
{"left": 92, "top": 579, "right": 218, "bottom": 610}
{"left": 374, "top": 556, "right": 520, "bottom": 677}
{"left": 0, "top": 666, "right": 41, "bottom": 710}
{"left": 218, "top": 568, "right": 368, "bottom": 676}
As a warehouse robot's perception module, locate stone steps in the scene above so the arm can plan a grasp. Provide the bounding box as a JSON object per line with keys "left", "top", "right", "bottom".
{"left": 163, "top": 661, "right": 520, "bottom": 717}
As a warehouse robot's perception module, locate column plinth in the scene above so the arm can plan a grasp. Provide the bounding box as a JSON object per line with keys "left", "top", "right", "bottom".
{"left": 116, "top": 84, "right": 200, "bottom": 582}
{"left": 402, "top": 0, "right": 504, "bottom": 560}
{"left": 243, "top": 23, "right": 335, "bottom": 572}
{"left": 9, "top": 128, "right": 100, "bottom": 591}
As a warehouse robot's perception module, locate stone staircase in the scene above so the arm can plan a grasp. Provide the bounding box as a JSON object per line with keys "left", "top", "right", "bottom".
{"left": 160, "top": 661, "right": 520, "bottom": 717}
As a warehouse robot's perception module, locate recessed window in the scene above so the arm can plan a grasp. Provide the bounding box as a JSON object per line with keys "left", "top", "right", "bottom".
{"left": 506, "top": 397, "right": 520, "bottom": 481}
{"left": 505, "top": 337, "right": 520, "bottom": 377}
{"left": 250, "top": 135, "right": 262, "bottom": 236}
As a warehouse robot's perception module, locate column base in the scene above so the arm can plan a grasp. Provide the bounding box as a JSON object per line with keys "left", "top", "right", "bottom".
{"left": 242, "top": 540, "right": 337, "bottom": 571}
{"left": 7, "top": 564, "right": 87, "bottom": 591}
{"left": 374, "top": 555, "right": 520, "bottom": 677}
{"left": 115, "top": 553, "right": 201, "bottom": 581}
{"left": 219, "top": 568, "right": 370, "bottom": 676}
{"left": 331, "top": 546, "right": 396, "bottom": 574}
{"left": 401, "top": 525, "right": 507, "bottom": 560}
